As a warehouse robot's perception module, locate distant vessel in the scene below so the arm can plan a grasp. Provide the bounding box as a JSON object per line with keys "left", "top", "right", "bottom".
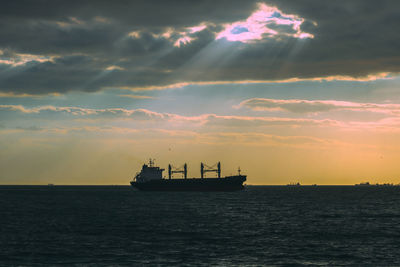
{"left": 355, "top": 182, "right": 371, "bottom": 186}
{"left": 130, "top": 159, "right": 246, "bottom": 191}
{"left": 287, "top": 182, "right": 301, "bottom": 186}
{"left": 355, "top": 182, "right": 396, "bottom": 186}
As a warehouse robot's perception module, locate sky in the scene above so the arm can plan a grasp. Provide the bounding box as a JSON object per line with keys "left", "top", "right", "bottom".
{"left": 1, "top": 0, "right": 400, "bottom": 185}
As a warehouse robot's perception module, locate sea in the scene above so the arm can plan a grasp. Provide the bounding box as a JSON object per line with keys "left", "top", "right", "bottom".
{"left": 1, "top": 185, "right": 399, "bottom": 266}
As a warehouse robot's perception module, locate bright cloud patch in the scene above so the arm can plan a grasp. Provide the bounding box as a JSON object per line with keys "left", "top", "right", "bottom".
{"left": 105, "top": 65, "right": 125, "bottom": 71}
{"left": 173, "top": 23, "right": 209, "bottom": 47}
{"left": 188, "top": 25, "right": 207, "bottom": 34}
{"left": 174, "top": 36, "right": 194, "bottom": 47}
{"left": 125, "top": 3, "right": 315, "bottom": 49}
{"left": 216, "top": 3, "right": 314, "bottom": 43}
{"left": 128, "top": 24, "right": 208, "bottom": 48}
{"left": 0, "top": 52, "right": 54, "bottom": 67}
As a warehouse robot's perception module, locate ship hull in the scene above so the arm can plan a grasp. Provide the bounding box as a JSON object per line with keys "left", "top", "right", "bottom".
{"left": 130, "top": 175, "right": 246, "bottom": 192}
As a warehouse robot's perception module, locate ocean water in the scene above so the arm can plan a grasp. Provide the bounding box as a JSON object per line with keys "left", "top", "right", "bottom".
{"left": 1, "top": 186, "right": 400, "bottom": 266}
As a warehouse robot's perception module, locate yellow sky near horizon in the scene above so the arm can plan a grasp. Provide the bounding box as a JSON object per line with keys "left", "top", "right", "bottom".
{"left": 2, "top": 117, "right": 400, "bottom": 185}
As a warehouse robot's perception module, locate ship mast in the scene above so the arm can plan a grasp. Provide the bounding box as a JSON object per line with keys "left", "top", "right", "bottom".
{"left": 148, "top": 158, "right": 155, "bottom": 167}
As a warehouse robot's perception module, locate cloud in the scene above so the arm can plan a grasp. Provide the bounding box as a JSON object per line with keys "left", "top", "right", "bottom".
{"left": 0, "top": 50, "right": 55, "bottom": 67}
{"left": 0, "top": 105, "right": 168, "bottom": 119}
{"left": 5, "top": 104, "right": 400, "bottom": 133}
{"left": 238, "top": 98, "right": 400, "bottom": 115}
{"left": 204, "top": 114, "right": 338, "bottom": 128}
{"left": 0, "top": 0, "right": 399, "bottom": 94}
{"left": 116, "top": 72, "right": 392, "bottom": 91}
{"left": 0, "top": 92, "right": 59, "bottom": 98}
{"left": 0, "top": 123, "right": 343, "bottom": 149}
{"left": 117, "top": 94, "right": 155, "bottom": 99}
{"left": 15, "top": 126, "right": 43, "bottom": 131}
{"left": 0, "top": 104, "right": 339, "bottom": 129}
{"left": 105, "top": 65, "right": 125, "bottom": 71}
{"left": 216, "top": 3, "right": 314, "bottom": 43}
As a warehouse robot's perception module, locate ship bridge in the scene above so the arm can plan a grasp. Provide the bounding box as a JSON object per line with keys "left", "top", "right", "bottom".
{"left": 135, "top": 159, "right": 164, "bottom": 182}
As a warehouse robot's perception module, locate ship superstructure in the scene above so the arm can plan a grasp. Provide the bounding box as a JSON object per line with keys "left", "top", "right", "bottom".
{"left": 134, "top": 159, "right": 164, "bottom": 183}
{"left": 130, "top": 159, "right": 246, "bottom": 191}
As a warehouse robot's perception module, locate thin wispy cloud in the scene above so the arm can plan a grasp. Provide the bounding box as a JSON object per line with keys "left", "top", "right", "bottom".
{"left": 239, "top": 98, "right": 400, "bottom": 115}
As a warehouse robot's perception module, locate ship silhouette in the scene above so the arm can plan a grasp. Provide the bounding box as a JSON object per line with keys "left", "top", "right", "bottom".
{"left": 130, "top": 159, "right": 246, "bottom": 191}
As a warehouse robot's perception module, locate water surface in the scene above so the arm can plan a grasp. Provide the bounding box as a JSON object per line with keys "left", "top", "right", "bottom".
{"left": 1, "top": 185, "right": 399, "bottom": 266}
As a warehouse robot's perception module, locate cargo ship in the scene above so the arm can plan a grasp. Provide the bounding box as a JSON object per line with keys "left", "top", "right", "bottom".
{"left": 130, "top": 159, "right": 246, "bottom": 191}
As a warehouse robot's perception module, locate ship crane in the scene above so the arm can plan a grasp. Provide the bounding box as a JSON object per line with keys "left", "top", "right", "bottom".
{"left": 168, "top": 163, "right": 187, "bottom": 179}
{"left": 201, "top": 162, "right": 221, "bottom": 178}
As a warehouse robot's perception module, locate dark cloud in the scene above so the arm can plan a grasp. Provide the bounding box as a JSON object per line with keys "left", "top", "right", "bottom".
{"left": 0, "top": 1, "right": 257, "bottom": 26}
{"left": 0, "top": 0, "right": 399, "bottom": 94}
